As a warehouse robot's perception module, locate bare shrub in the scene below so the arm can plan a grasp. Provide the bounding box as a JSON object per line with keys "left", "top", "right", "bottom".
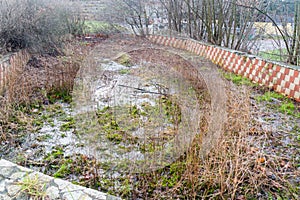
{"left": 0, "top": 41, "right": 89, "bottom": 144}
{"left": 0, "top": 0, "right": 84, "bottom": 54}
{"left": 5, "top": 42, "right": 88, "bottom": 105}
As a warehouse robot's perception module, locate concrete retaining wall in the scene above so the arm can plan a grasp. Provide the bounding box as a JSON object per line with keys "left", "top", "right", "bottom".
{"left": 147, "top": 35, "right": 300, "bottom": 102}
{"left": 0, "top": 51, "right": 30, "bottom": 95}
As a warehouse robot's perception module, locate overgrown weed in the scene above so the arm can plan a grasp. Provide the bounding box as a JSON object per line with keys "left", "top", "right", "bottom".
{"left": 16, "top": 174, "right": 47, "bottom": 200}
{"left": 222, "top": 71, "right": 258, "bottom": 87}
{"left": 256, "top": 91, "right": 300, "bottom": 118}
{"left": 223, "top": 70, "right": 299, "bottom": 118}
{"left": 0, "top": 41, "right": 88, "bottom": 142}
{"left": 130, "top": 84, "right": 298, "bottom": 199}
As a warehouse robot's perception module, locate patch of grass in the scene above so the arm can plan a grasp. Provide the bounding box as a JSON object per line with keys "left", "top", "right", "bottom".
{"left": 120, "top": 178, "right": 131, "bottom": 197}
{"left": 279, "top": 101, "right": 295, "bottom": 115}
{"left": 96, "top": 106, "right": 138, "bottom": 144}
{"left": 117, "top": 53, "right": 132, "bottom": 67}
{"left": 119, "top": 69, "right": 130, "bottom": 75}
{"left": 255, "top": 91, "right": 285, "bottom": 102}
{"left": 15, "top": 153, "right": 28, "bottom": 165}
{"left": 161, "top": 162, "right": 184, "bottom": 188}
{"left": 258, "top": 49, "right": 288, "bottom": 62}
{"left": 84, "top": 21, "right": 107, "bottom": 33}
{"left": 140, "top": 143, "right": 156, "bottom": 153}
{"left": 60, "top": 117, "right": 75, "bottom": 131}
{"left": 46, "top": 103, "right": 63, "bottom": 113}
{"left": 60, "top": 121, "right": 75, "bottom": 131}
{"left": 84, "top": 20, "right": 126, "bottom": 34}
{"left": 256, "top": 91, "right": 300, "bottom": 117}
{"left": 45, "top": 147, "right": 64, "bottom": 161}
{"left": 17, "top": 174, "right": 47, "bottom": 199}
{"left": 160, "top": 95, "right": 181, "bottom": 125}
{"left": 129, "top": 105, "right": 140, "bottom": 118}
{"left": 31, "top": 119, "right": 44, "bottom": 130}
{"left": 36, "top": 134, "right": 52, "bottom": 142}
{"left": 47, "top": 88, "right": 72, "bottom": 104}
{"left": 53, "top": 163, "right": 70, "bottom": 178}
{"left": 106, "top": 132, "right": 123, "bottom": 144}
{"left": 40, "top": 152, "right": 102, "bottom": 190}
{"left": 223, "top": 72, "right": 256, "bottom": 86}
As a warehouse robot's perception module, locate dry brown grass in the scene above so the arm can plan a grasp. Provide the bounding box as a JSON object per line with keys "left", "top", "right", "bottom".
{"left": 139, "top": 83, "right": 297, "bottom": 199}
{"left": 0, "top": 41, "right": 88, "bottom": 141}
{"left": 129, "top": 80, "right": 298, "bottom": 199}
{"left": 78, "top": 39, "right": 298, "bottom": 199}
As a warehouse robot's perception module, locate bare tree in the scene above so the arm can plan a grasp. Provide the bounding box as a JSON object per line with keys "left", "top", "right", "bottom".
{"left": 107, "top": 0, "right": 300, "bottom": 65}
{"left": 159, "top": 0, "right": 259, "bottom": 51}
{"left": 109, "top": 0, "right": 150, "bottom": 36}
{"left": 160, "top": 0, "right": 185, "bottom": 33}
{"left": 236, "top": 0, "right": 300, "bottom": 65}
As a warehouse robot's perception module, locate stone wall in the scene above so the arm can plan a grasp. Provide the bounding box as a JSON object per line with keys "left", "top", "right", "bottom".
{"left": 0, "top": 51, "right": 30, "bottom": 95}
{"left": 147, "top": 35, "right": 300, "bottom": 102}
{"left": 0, "top": 159, "right": 119, "bottom": 200}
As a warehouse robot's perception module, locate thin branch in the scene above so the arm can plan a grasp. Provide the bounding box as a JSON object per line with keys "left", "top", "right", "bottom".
{"left": 232, "top": 2, "right": 291, "bottom": 55}
{"left": 117, "top": 84, "right": 168, "bottom": 95}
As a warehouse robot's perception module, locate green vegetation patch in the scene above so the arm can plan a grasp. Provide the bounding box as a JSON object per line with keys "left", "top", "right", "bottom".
{"left": 255, "top": 91, "right": 285, "bottom": 102}
{"left": 119, "top": 68, "right": 131, "bottom": 75}
{"left": 60, "top": 117, "right": 75, "bottom": 131}
{"left": 31, "top": 119, "right": 44, "bottom": 130}
{"left": 222, "top": 71, "right": 257, "bottom": 86}
{"left": 279, "top": 101, "right": 296, "bottom": 115}
{"left": 116, "top": 53, "right": 132, "bottom": 67}
{"left": 17, "top": 174, "right": 47, "bottom": 199}
{"left": 255, "top": 91, "right": 300, "bottom": 117}
{"left": 95, "top": 95, "right": 181, "bottom": 148}
{"left": 41, "top": 146, "right": 102, "bottom": 187}
{"left": 53, "top": 163, "right": 71, "bottom": 178}
{"left": 96, "top": 106, "right": 139, "bottom": 144}
{"left": 258, "top": 49, "right": 288, "bottom": 62}
{"left": 1, "top": 98, "right": 70, "bottom": 140}
{"left": 47, "top": 88, "right": 72, "bottom": 104}
{"left": 160, "top": 95, "right": 181, "bottom": 125}
{"left": 84, "top": 21, "right": 126, "bottom": 34}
